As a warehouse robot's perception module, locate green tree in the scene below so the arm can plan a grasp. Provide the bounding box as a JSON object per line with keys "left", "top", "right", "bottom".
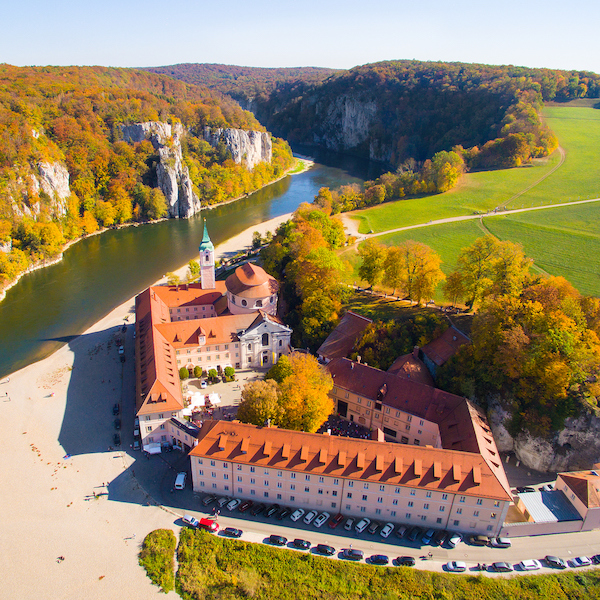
{"left": 193, "top": 366, "right": 202, "bottom": 378}
{"left": 358, "top": 238, "right": 386, "bottom": 288}
{"left": 442, "top": 271, "right": 465, "bottom": 306}
{"left": 179, "top": 367, "right": 189, "bottom": 380}
{"left": 208, "top": 368, "right": 218, "bottom": 381}
{"left": 396, "top": 240, "right": 445, "bottom": 304}
{"left": 455, "top": 236, "right": 499, "bottom": 307}
{"left": 277, "top": 353, "right": 334, "bottom": 432}
{"left": 237, "top": 380, "right": 282, "bottom": 426}
{"left": 383, "top": 246, "right": 404, "bottom": 295}
{"left": 166, "top": 272, "right": 180, "bottom": 287}
{"left": 187, "top": 259, "right": 200, "bottom": 281}
{"left": 265, "top": 354, "right": 293, "bottom": 383}
{"left": 224, "top": 366, "right": 235, "bottom": 380}
{"left": 252, "top": 231, "right": 263, "bottom": 249}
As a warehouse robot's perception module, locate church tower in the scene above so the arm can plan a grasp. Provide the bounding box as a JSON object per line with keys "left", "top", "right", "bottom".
{"left": 199, "top": 220, "right": 215, "bottom": 290}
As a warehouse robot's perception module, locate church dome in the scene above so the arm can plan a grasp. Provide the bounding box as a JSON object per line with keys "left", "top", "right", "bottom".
{"left": 226, "top": 263, "right": 278, "bottom": 298}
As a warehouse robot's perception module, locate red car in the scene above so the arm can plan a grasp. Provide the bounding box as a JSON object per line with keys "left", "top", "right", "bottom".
{"left": 238, "top": 500, "right": 253, "bottom": 513}
{"left": 328, "top": 513, "right": 344, "bottom": 529}
{"left": 197, "top": 518, "right": 219, "bottom": 533}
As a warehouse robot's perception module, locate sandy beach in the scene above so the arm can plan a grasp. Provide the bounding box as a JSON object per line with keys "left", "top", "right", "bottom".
{"left": 0, "top": 212, "right": 292, "bottom": 600}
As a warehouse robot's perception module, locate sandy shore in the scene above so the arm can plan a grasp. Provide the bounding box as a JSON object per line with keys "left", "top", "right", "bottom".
{"left": 0, "top": 212, "right": 292, "bottom": 600}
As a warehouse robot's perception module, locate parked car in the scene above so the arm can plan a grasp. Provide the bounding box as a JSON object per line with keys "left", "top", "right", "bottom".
{"left": 395, "top": 556, "right": 416, "bottom": 567}
{"left": 591, "top": 554, "right": 600, "bottom": 565}
{"left": 112, "top": 403, "right": 120, "bottom": 415}
{"left": 197, "top": 518, "right": 219, "bottom": 533}
{"left": 313, "top": 511, "right": 330, "bottom": 528}
{"left": 355, "top": 518, "right": 371, "bottom": 534}
{"left": 489, "top": 536, "right": 511, "bottom": 548}
{"left": 113, "top": 433, "right": 121, "bottom": 446}
{"left": 118, "top": 345, "right": 124, "bottom": 355}
{"left": 341, "top": 548, "right": 364, "bottom": 561}
{"left": 250, "top": 503, "right": 266, "bottom": 516}
{"left": 315, "top": 544, "right": 336, "bottom": 556}
{"left": 182, "top": 515, "right": 199, "bottom": 528}
{"left": 380, "top": 523, "right": 394, "bottom": 539}
{"left": 216, "top": 496, "right": 230, "bottom": 508}
{"left": 571, "top": 556, "right": 592, "bottom": 567}
{"left": 174, "top": 472, "right": 187, "bottom": 490}
{"left": 369, "top": 554, "right": 389, "bottom": 565}
{"left": 200, "top": 380, "right": 207, "bottom": 389}
{"left": 226, "top": 498, "right": 241, "bottom": 511}
{"left": 516, "top": 486, "right": 536, "bottom": 493}
{"left": 222, "top": 527, "right": 242, "bottom": 538}
{"left": 367, "top": 520, "right": 381, "bottom": 535}
{"left": 276, "top": 506, "right": 292, "bottom": 520}
{"left": 432, "top": 530, "right": 448, "bottom": 547}
{"left": 238, "top": 500, "right": 253, "bottom": 513}
{"left": 328, "top": 513, "right": 344, "bottom": 529}
{"left": 344, "top": 518, "right": 355, "bottom": 531}
{"left": 303, "top": 510, "right": 318, "bottom": 525}
{"left": 490, "top": 562, "right": 514, "bottom": 573}
{"left": 421, "top": 528, "right": 436, "bottom": 545}
{"left": 545, "top": 556, "right": 567, "bottom": 569}
{"left": 120, "top": 355, "right": 126, "bottom": 363}
{"left": 395, "top": 525, "right": 408, "bottom": 539}
{"left": 446, "top": 561, "right": 467, "bottom": 572}
{"left": 446, "top": 532, "right": 462, "bottom": 548}
{"left": 268, "top": 534, "right": 287, "bottom": 546}
{"left": 539, "top": 484, "right": 554, "bottom": 492}
{"left": 132, "top": 440, "right": 140, "bottom": 451}
{"left": 264, "top": 504, "right": 280, "bottom": 518}
{"left": 292, "top": 538, "right": 311, "bottom": 550}
{"left": 290, "top": 508, "right": 305, "bottom": 522}
{"left": 407, "top": 526, "right": 422, "bottom": 542}
{"left": 113, "top": 418, "right": 121, "bottom": 430}
{"left": 467, "top": 534, "right": 489, "bottom": 546}
{"left": 202, "top": 494, "right": 217, "bottom": 506}
{"left": 519, "top": 559, "right": 542, "bottom": 571}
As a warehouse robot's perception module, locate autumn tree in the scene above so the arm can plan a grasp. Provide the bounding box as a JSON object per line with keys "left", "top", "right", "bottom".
{"left": 395, "top": 240, "right": 445, "bottom": 304}
{"left": 265, "top": 354, "right": 293, "bottom": 383}
{"left": 237, "top": 380, "right": 283, "bottom": 427}
{"left": 383, "top": 246, "right": 404, "bottom": 296}
{"left": 277, "top": 353, "right": 334, "bottom": 432}
{"left": 358, "top": 238, "right": 386, "bottom": 288}
{"left": 187, "top": 259, "right": 200, "bottom": 281}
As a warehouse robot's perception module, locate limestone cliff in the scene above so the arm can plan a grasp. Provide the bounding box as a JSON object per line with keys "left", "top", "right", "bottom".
{"left": 203, "top": 127, "right": 272, "bottom": 170}
{"left": 489, "top": 399, "right": 600, "bottom": 472}
{"left": 121, "top": 121, "right": 201, "bottom": 218}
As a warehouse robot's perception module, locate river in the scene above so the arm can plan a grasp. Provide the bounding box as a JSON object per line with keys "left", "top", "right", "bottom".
{"left": 0, "top": 155, "right": 369, "bottom": 378}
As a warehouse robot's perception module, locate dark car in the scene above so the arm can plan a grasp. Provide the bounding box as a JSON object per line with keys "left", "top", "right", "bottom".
{"left": 268, "top": 534, "right": 287, "bottom": 546}
{"left": 369, "top": 554, "right": 389, "bottom": 565}
{"left": 341, "top": 548, "right": 364, "bottom": 561}
{"left": 112, "top": 403, "right": 120, "bottom": 416}
{"left": 216, "top": 496, "right": 230, "bottom": 508}
{"left": 516, "top": 486, "right": 536, "bottom": 493}
{"left": 545, "top": 555, "right": 567, "bottom": 569}
{"left": 467, "top": 534, "right": 489, "bottom": 546}
{"left": 292, "top": 538, "right": 311, "bottom": 550}
{"left": 276, "top": 506, "right": 292, "bottom": 520}
{"left": 421, "top": 528, "right": 436, "bottom": 545}
{"left": 407, "top": 526, "right": 422, "bottom": 542}
{"left": 328, "top": 513, "right": 344, "bottom": 529}
{"left": 113, "top": 433, "right": 121, "bottom": 446}
{"left": 250, "top": 503, "right": 266, "bottom": 516}
{"left": 395, "top": 525, "right": 408, "bottom": 539}
{"left": 490, "top": 562, "right": 514, "bottom": 573}
{"left": 395, "top": 556, "right": 416, "bottom": 567}
{"left": 202, "top": 494, "right": 217, "bottom": 506}
{"left": 222, "top": 527, "right": 243, "bottom": 538}
{"left": 113, "top": 418, "right": 121, "bottom": 430}
{"left": 315, "top": 544, "right": 335, "bottom": 556}
{"left": 238, "top": 500, "right": 253, "bottom": 513}
{"left": 122, "top": 324, "right": 127, "bottom": 332}
{"left": 592, "top": 554, "right": 600, "bottom": 565}
{"left": 264, "top": 504, "right": 281, "bottom": 518}
{"left": 432, "top": 530, "right": 448, "bottom": 547}
{"left": 367, "top": 520, "right": 381, "bottom": 535}
{"left": 120, "top": 355, "right": 126, "bottom": 363}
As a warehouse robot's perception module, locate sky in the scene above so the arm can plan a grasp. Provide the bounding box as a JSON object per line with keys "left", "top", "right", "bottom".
{"left": 2, "top": 0, "right": 600, "bottom": 74}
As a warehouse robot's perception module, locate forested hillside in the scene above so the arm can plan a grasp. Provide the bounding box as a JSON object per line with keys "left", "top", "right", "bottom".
{"left": 0, "top": 65, "right": 293, "bottom": 289}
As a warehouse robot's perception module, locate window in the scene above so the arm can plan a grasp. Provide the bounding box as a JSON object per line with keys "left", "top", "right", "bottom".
{"left": 408, "top": 501, "right": 414, "bottom": 507}
{"left": 401, "top": 436, "right": 409, "bottom": 444}
{"left": 211, "top": 472, "right": 216, "bottom": 478}
{"left": 291, "top": 473, "right": 296, "bottom": 479}
{"left": 333, "top": 479, "right": 339, "bottom": 485}
{"left": 494, "top": 501, "right": 500, "bottom": 508}
{"left": 305, "top": 487, "right": 310, "bottom": 493}
{"left": 250, "top": 489, "right": 255, "bottom": 496}
{"left": 147, "top": 426, "right": 152, "bottom": 432}
{"left": 436, "top": 518, "right": 442, "bottom": 524}
{"left": 264, "top": 480, "right": 269, "bottom": 486}
{"left": 264, "top": 492, "right": 268, "bottom": 498}
{"left": 420, "top": 515, "right": 427, "bottom": 522}
{"left": 262, "top": 333, "right": 269, "bottom": 346}
{"left": 210, "top": 460, "right": 215, "bottom": 467}
{"left": 318, "top": 489, "right": 323, "bottom": 495}
{"left": 363, "top": 483, "right": 369, "bottom": 490}
{"left": 277, "top": 493, "right": 282, "bottom": 500}
{"left": 392, "top": 499, "right": 398, "bottom": 506}
{"left": 424, "top": 503, "right": 429, "bottom": 510}
{"left": 395, "top": 487, "right": 401, "bottom": 494}
{"left": 277, "top": 482, "right": 282, "bottom": 489}
{"left": 347, "top": 493, "right": 352, "bottom": 499}
{"left": 212, "top": 483, "right": 217, "bottom": 489}
{"left": 419, "top": 419, "right": 424, "bottom": 426}
{"left": 236, "top": 464, "right": 242, "bottom": 471}
{"left": 348, "top": 481, "right": 353, "bottom": 488}
{"left": 391, "top": 510, "right": 396, "bottom": 517}
{"left": 305, "top": 475, "right": 311, "bottom": 481}
{"left": 375, "top": 508, "right": 381, "bottom": 515}
{"left": 414, "top": 439, "right": 420, "bottom": 446}
{"left": 277, "top": 471, "right": 282, "bottom": 477}
{"left": 487, "top": 525, "right": 493, "bottom": 531}
{"left": 360, "top": 507, "right": 366, "bottom": 513}
{"left": 223, "top": 474, "right": 229, "bottom": 480}
{"left": 237, "top": 476, "right": 242, "bottom": 482}
{"left": 491, "top": 513, "right": 497, "bottom": 519}
{"left": 319, "top": 477, "right": 325, "bottom": 483}
{"left": 456, "top": 508, "right": 462, "bottom": 515}
{"left": 223, "top": 463, "right": 228, "bottom": 469}
{"left": 459, "top": 496, "right": 466, "bottom": 503}
{"left": 250, "top": 478, "right": 255, "bottom": 484}
{"left": 264, "top": 469, "right": 269, "bottom": 475}
{"left": 332, "top": 491, "right": 337, "bottom": 497}
{"left": 410, "top": 490, "right": 416, "bottom": 496}
{"left": 473, "top": 510, "right": 479, "bottom": 517}
{"left": 476, "top": 498, "right": 483, "bottom": 505}
{"left": 379, "top": 485, "right": 385, "bottom": 491}
{"left": 198, "top": 470, "right": 204, "bottom": 476}
{"left": 250, "top": 467, "right": 255, "bottom": 473}
{"left": 290, "top": 496, "right": 295, "bottom": 502}
{"left": 442, "top": 493, "right": 448, "bottom": 500}
{"left": 362, "top": 495, "right": 368, "bottom": 501}
{"left": 453, "top": 520, "right": 460, "bottom": 527}
{"left": 331, "top": 502, "right": 337, "bottom": 509}
{"left": 200, "top": 481, "right": 205, "bottom": 487}
{"left": 198, "top": 459, "right": 204, "bottom": 465}
{"left": 224, "top": 485, "right": 229, "bottom": 491}
{"left": 290, "top": 484, "right": 295, "bottom": 490}
{"left": 439, "top": 506, "right": 445, "bottom": 512}
{"left": 377, "top": 497, "right": 383, "bottom": 504}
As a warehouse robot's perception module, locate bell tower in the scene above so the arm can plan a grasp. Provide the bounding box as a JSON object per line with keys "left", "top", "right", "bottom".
{"left": 199, "top": 220, "right": 215, "bottom": 290}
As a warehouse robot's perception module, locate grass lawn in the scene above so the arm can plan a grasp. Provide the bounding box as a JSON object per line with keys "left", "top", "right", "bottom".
{"left": 172, "top": 528, "right": 600, "bottom": 600}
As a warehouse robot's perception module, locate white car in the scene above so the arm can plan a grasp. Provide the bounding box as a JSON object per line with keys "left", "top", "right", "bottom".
{"left": 571, "top": 556, "right": 592, "bottom": 567}
{"left": 313, "top": 511, "right": 330, "bottom": 528}
{"left": 344, "top": 518, "right": 354, "bottom": 531}
{"left": 355, "top": 518, "right": 371, "bottom": 533}
{"left": 118, "top": 345, "right": 124, "bottom": 355}
{"left": 489, "top": 536, "right": 511, "bottom": 548}
{"left": 446, "top": 561, "right": 467, "bottom": 572}
{"left": 380, "top": 522, "right": 394, "bottom": 538}
{"left": 290, "top": 509, "right": 305, "bottom": 522}
{"left": 200, "top": 380, "right": 207, "bottom": 389}
{"left": 303, "top": 510, "right": 318, "bottom": 524}
{"left": 226, "top": 498, "right": 241, "bottom": 511}
{"left": 519, "top": 559, "right": 542, "bottom": 571}
{"left": 447, "top": 532, "right": 462, "bottom": 548}
{"left": 183, "top": 515, "right": 199, "bottom": 527}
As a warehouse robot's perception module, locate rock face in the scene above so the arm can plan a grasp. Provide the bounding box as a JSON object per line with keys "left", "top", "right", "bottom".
{"left": 204, "top": 127, "right": 272, "bottom": 170}
{"left": 121, "top": 121, "right": 201, "bottom": 218}
{"left": 488, "top": 401, "right": 600, "bottom": 472}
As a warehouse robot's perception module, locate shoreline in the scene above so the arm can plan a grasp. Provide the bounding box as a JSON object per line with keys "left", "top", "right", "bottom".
{"left": 0, "top": 157, "right": 313, "bottom": 303}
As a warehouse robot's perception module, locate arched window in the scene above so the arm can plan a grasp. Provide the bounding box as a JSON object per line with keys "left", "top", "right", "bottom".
{"left": 262, "top": 333, "right": 269, "bottom": 346}
{"left": 241, "top": 299, "right": 247, "bottom": 307}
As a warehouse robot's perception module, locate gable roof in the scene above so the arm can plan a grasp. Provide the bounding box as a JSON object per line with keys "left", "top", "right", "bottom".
{"left": 559, "top": 471, "right": 600, "bottom": 508}
{"left": 190, "top": 420, "right": 512, "bottom": 501}
{"left": 317, "top": 311, "right": 373, "bottom": 361}
{"left": 421, "top": 325, "right": 470, "bottom": 367}
{"left": 388, "top": 353, "right": 435, "bottom": 387}
{"left": 151, "top": 281, "right": 227, "bottom": 309}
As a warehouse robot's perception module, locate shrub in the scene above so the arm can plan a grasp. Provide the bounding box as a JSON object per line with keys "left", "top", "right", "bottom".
{"left": 224, "top": 366, "right": 235, "bottom": 380}
{"left": 193, "top": 365, "right": 202, "bottom": 378}
{"left": 179, "top": 367, "right": 189, "bottom": 380}
{"left": 139, "top": 529, "right": 176, "bottom": 593}
{"left": 208, "top": 368, "right": 218, "bottom": 381}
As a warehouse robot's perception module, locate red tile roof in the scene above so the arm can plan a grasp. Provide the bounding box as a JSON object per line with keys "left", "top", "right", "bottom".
{"left": 421, "top": 326, "right": 469, "bottom": 367}
{"left": 559, "top": 471, "right": 600, "bottom": 508}
{"left": 151, "top": 282, "right": 227, "bottom": 308}
{"left": 317, "top": 311, "right": 373, "bottom": 361}
{"left": 190, "top": 420, "right": 512, "bottom": 501}
{"left": 225, "top": 262, "right": 278, "bottom": 298}
{"left": 388, "top": 353, "right": 435, "bottom": 387}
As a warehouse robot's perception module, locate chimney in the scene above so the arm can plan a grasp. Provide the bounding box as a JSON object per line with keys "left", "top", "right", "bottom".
{"left": 372, "top": 428, "right": 385, "bottom": 442}
{"left": 413, "top": 345, "right": 420, "bottom": 359}
{"left": 357, "top": 355, "right": 361, "bottom": 364}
